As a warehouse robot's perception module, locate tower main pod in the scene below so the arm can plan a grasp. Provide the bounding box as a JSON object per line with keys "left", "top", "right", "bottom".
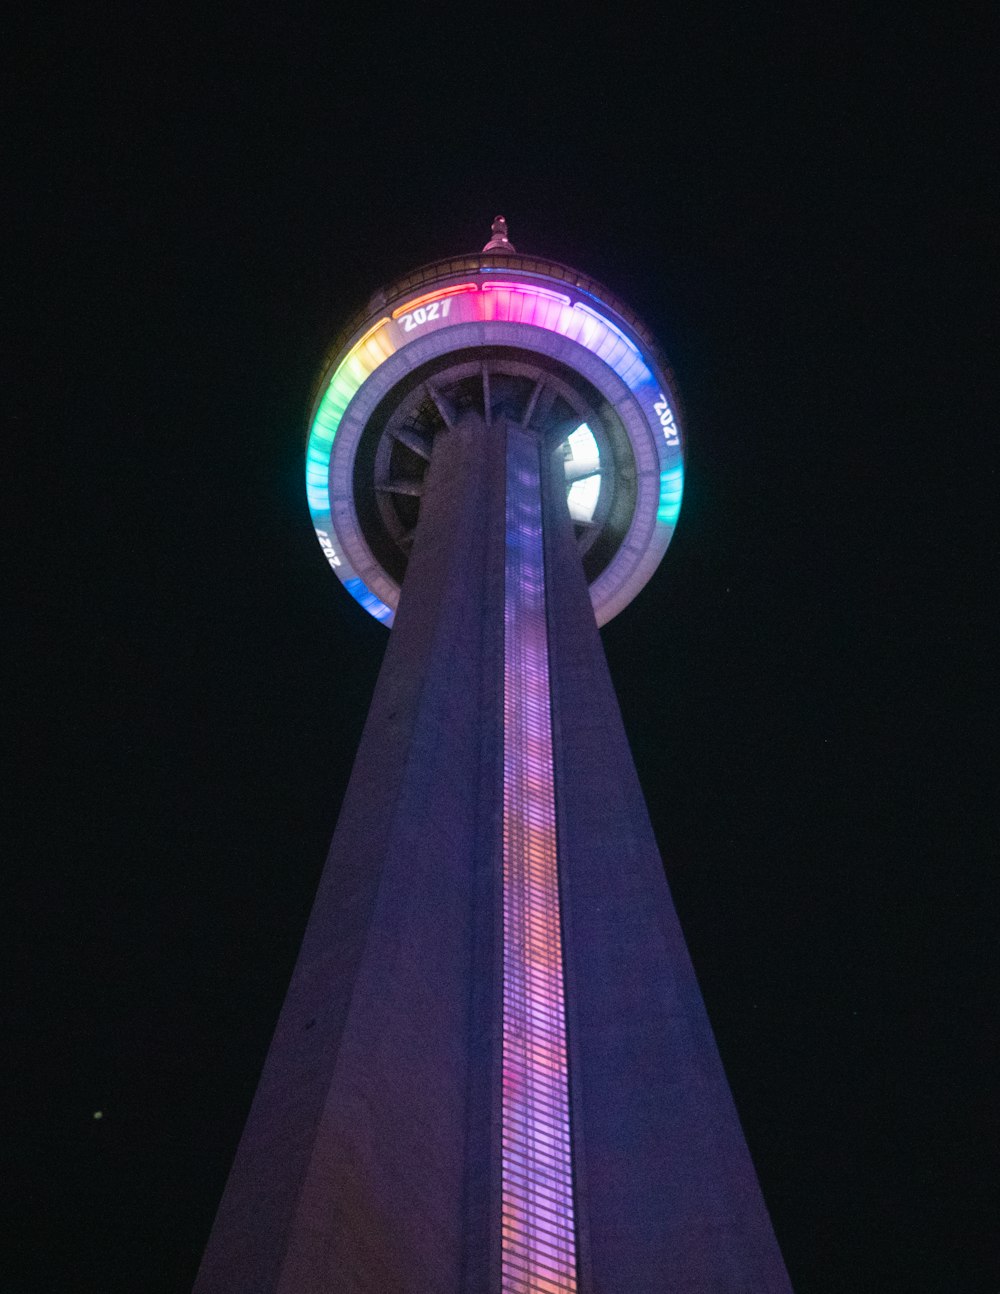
{"left": 194, "top": 223, "right": 793, "bottom": 1293}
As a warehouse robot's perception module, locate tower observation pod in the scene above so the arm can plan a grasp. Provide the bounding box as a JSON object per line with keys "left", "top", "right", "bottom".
{"left": 193, "top": 222, "right": 793, "bottom": 1294}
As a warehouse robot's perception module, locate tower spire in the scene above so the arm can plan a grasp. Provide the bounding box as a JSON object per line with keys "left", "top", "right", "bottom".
{"left": 483, "top": 214, "right": 516, "bottom": 253}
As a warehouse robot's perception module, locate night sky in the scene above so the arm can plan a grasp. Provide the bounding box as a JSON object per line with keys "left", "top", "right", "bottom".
{"left": 9, "top": 5, "right": 997, "bottom": 1292}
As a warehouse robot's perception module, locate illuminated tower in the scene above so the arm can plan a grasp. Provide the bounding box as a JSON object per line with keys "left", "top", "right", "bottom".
{"left": 193, "top": 219, "right": 793, "bottom": 1294}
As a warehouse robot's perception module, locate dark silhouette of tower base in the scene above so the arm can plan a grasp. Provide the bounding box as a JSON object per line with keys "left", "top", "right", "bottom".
{"left": 193, "top": 227, "right": 793, "bottom": 1293}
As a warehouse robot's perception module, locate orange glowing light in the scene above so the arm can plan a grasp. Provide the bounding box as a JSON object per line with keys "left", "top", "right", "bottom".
{"left": 390, "top": 283, "right": 478, "bottom": 318}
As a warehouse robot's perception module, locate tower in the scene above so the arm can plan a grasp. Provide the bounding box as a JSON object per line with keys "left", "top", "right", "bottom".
{"left": 193, "top": 222, "right": 793, "bottom": 1293}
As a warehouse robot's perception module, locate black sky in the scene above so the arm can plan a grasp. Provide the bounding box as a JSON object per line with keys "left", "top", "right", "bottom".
{"left": 8, "top": 4, "right": 998, "bottom": 1292}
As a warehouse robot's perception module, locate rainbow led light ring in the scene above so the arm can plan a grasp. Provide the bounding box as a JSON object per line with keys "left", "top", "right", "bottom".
{"left": 306, "top": 270, "right": 684, "bottom": 626}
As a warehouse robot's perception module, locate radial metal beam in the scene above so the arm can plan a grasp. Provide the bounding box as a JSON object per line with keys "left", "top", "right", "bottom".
{"left": 482, "top": 364, "right": 492, "bottom": 427}
{"left": 389, "top": 424, "right": 433, "bottom": 462}
{"left": 522, "top": 376, "right": 546, "bottom": 429}
{"left": 425, "top": 381, "right": 456, "bottom": 431}
{"left": 376, "top": 477, "right": 425, "bottom": 497}
{"left": 563, "top": 462, "right": 601, "bottom": 484}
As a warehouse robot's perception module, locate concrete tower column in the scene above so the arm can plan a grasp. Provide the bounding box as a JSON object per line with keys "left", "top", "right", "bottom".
{"left": 194, "top": 412, "right": 507, "bottom": 1293}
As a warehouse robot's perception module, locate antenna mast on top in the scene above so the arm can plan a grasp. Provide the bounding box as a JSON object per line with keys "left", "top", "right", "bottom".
{"left": 483, "top": 215, "right": 516, "bottom": 253}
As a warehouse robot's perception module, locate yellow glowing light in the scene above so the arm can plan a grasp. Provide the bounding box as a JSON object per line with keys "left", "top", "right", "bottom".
{"left": 354, "top": 315, "right": 391, "bottom": 347}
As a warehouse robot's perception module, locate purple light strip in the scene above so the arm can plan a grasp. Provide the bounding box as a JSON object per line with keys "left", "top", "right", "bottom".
{"left": 501, "top": 432, "right": 577, "bottom": 1293}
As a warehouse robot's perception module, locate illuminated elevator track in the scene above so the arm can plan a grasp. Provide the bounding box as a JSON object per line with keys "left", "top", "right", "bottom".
{"left": 501, "top": 430, "right": 577, "bottom": 1293}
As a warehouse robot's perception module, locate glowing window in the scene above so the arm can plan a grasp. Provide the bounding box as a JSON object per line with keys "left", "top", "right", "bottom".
{"left": 562, "top": 423, "right": 601, "bottom": 524}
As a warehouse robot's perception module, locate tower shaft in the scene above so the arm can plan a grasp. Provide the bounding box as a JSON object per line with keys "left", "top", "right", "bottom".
{"left": 195, "top": 407, "right": 791, "bottom": 1291}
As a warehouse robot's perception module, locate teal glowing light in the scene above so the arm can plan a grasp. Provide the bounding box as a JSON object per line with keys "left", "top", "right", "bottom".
{"left": 657, "top": 465, "right": 684, "bottom": 525}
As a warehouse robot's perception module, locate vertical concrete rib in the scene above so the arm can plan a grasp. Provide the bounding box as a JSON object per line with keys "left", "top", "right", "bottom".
{"left": 500, "top": 427, "right": 578, "bottom": 1294}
